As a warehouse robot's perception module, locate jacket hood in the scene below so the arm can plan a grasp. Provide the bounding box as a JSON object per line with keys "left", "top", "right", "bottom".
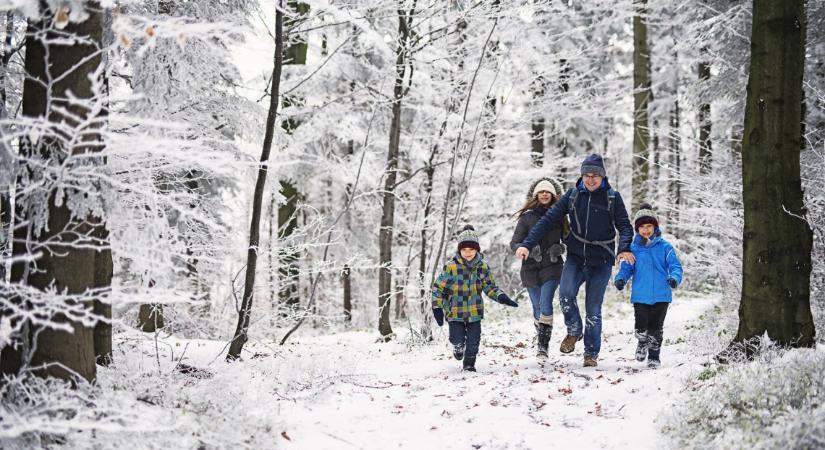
{"left": 575, "top": 177, "right": 612, "bottom": 193}
{"left": 453, "top": 251, "right": 484, "bottom": 267}
{"left": 633, "top": 227, "right": 663, "bottom": 246}
{"left": 526, "top": 176, "right": 565, "bottom": 200}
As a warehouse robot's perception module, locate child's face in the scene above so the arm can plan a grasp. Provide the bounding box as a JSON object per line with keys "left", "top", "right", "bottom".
{"left": 638, "top": 223, "right": 655, "bottom": 239}
{"left": 460, "top": 247, "right": 478, "bottom": 261}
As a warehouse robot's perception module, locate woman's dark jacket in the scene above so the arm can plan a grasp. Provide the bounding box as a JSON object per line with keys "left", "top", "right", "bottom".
{"left": 510, "top": 204, "right": 565, "bottom": 288}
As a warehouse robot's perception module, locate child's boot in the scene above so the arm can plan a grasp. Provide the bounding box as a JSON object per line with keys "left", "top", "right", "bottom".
{"left": 537, "top": 318, "right": 552, "bottom": 359}
{"left": 634, "top": 330, "right": 648, "bottom": 362}
{"left": 647, "top": 335, "right": 661, "bottom": 368}
{"left": 463, "top": 356, "right": 476, "bottom": 372}
{"left": 453, "top": 343, "right": 465, "bottom": 360}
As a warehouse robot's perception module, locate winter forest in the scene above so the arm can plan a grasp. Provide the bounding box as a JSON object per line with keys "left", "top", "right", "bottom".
{"left": 0, "top": 0, "right": 824, "bottom": 448}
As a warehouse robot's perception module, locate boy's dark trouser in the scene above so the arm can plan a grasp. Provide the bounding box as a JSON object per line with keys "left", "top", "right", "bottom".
{"left": 448, "top": 321, "right": 481, "bottom": 359}
{"left": 633, "top": 302, "right": 669, "bottom": 360}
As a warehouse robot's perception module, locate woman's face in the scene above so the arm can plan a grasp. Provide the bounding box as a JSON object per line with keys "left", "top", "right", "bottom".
{"left": 460, "top": 247, "right": 478, "bottom": 261}
{"left": 536, "top": 191, "right": 553, "bottom": 205}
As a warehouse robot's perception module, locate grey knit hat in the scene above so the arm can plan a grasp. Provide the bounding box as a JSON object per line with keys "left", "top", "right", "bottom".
{"left": 633, "top": 203, "right": 659, "bottom": 230}
{"left": 457, "top": 225, "right": 480, "bottom": 252}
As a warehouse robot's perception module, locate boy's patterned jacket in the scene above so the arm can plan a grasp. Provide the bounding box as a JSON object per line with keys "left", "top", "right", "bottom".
{"left": 431, "top": 252, "right": 505, "bottom": 322}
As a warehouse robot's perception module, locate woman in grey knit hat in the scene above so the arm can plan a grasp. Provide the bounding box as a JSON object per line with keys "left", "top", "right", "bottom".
{"left": 509, "top": 177, "right": 567, "bottom": 360}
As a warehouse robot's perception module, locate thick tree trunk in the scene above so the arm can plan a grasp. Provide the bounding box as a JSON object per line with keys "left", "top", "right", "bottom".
{"left": 1, "top": 3, "right": 106, "bottom": 383}
{"left": 276, "top": 2, "right": 309, "bottom": 312}
{"left": 734, "top": 0, "right": 815, "bottom": 347}
{"left": 227, "top": 1, "right": 284, "bottom": 360}
{"left": 698, "top": 58, "right": 712, "bottom": 175}
{"left": 378, "top": 9, "right": 413, "bottom": 341}
{"left": 632, "top": 0, "right": 651, "bottom": 210}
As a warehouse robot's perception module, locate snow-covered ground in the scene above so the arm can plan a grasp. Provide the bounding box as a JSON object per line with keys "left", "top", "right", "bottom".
{"left": 97, "top": 291, "right": 719, "bottom": 449}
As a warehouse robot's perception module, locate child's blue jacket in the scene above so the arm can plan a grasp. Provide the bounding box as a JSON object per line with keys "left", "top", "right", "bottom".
{"left": 614, "top": 228, "right": 683, "bottom": 304}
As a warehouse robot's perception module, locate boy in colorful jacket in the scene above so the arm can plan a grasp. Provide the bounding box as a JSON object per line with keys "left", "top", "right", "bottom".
{"left": 613, "top": 204, "right": 683, "bottom": 368}
{"left": 432, "top": 225, "right": 518, "bottom": 372}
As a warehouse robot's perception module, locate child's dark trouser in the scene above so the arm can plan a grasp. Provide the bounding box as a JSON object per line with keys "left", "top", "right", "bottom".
{"left": 448, "top": 321, "right": 481, "bottom": 359}
{"left": 633, "top": 302, "right": 669, "bottom": 360}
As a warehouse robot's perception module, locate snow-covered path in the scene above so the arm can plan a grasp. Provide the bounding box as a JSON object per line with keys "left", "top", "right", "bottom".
{"left": 261, "top": 293, "right": 718, "bottom": 449}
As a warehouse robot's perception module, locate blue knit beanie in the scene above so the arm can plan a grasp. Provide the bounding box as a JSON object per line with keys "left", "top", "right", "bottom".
{"left": 580, "top": 154, "right": 606, "bottom": 177}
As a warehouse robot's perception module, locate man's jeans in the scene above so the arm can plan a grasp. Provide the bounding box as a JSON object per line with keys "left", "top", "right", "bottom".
{"left": 558, "top": 258, "right": 613, "bottom": 357}
{"left": 448, "top": 321, "right": 482, "bottom": 359}
{"left": 527, "top": 279, "right": 560, "bottom": 321}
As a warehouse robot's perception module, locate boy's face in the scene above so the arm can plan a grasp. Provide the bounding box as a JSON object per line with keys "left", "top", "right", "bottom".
{"left": 460, "top": 247, "right": 478, "bottom": 261}
{"left": 638, "top": 223, "right": 655, "bottom": 239}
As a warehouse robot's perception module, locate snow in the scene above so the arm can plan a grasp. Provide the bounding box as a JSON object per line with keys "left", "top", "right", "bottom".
{"left": 100, "top": 291, "right": 719, "bottom": 449}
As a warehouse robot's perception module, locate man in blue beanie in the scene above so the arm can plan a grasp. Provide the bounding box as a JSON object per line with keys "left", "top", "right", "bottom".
{"left": 515, "top": 154, "right": 634, "bottom": 367}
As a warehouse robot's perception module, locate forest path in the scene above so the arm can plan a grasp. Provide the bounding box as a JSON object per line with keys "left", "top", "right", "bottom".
{"left": 265, "top": 292, "right": 720, "bottom": 449}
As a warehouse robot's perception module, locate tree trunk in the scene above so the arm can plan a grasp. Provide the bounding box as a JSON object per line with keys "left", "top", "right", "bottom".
{"left": 734, "top": 0, "right": 814, "bottom": 348}
{"left": 632, "top": 0, "right": 651, "bottom": 210}
{"left": 378, "top": 8, "right": 413, "bottom": 341}
{"left": 558, "top": 60, "right": 571, "bottom": 186}
{"left": 277, "top": 180, "right": 300, "bottom": 309}
{"left": 668, "top": 99, "right": 681, "bottom": 236}
{"left": 342, "top": 265, "right": 351, "bottom": 323}
{"left": 276, "top": 2, "right": 309, "bottom": 312}
{"left": 227, "top": 0, "right": 284, "bottom": 360}
{"left": 1, "top": 2, "right": 106, "bottom": 383}
{"left": 0, "top": 12, "right": 14, "bottom": 283}
{"left": 698, "top": 58, "right": 712, "bottom": 176}
{"left": 530, "top": 78, "right": 545, "bottom": 167}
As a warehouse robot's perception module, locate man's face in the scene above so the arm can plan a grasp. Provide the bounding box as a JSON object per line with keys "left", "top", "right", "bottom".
{"left": 582, "top": 173, "right": 603, "bottom": 192}
{"left": 638, "top": 223, "right": 655, "bottom": 239}
{"left": 460, "top": 247, "right": 477, "bottom": 261}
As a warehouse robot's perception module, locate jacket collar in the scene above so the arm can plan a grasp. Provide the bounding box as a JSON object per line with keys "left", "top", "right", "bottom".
{"left": 575, "top": 177, "right": 611, "bottom": 193}
{"left": 454, "top": 252, "right": 483, "bottom": 268}
{"left": 633, "top": 227, "right": 663, "bottom": 246}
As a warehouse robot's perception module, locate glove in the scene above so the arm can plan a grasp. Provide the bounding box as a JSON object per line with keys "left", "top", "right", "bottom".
{"left": 548, "top": 243, "right": 565, "bottom": 263}
{"left": 528, "top": 245, "right": 542, "bottom": 262}
{"left": 432, "top": 308, "right": 444, "bottom": 327}
{"left": 614, "top": 279, "right": 625, "bottom": 291}
{"left": 496, "top": 294, "right": 518, "bottom": 307}
{"left": 667, "top": 278, "right": 678, "bottom": 289}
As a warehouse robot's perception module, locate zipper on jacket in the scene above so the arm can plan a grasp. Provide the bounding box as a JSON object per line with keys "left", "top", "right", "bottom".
{"left": 584, "top": 193, "right": 592, "bottom": 263}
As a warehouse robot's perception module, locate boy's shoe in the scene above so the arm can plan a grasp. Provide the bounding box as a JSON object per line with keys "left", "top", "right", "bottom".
{"left": 635, "top": 340, "right": 648, "bottom": 362}
{"left": 537, "top": 323, "right": 552, "bottom": 359}
{"left": 453, "top": 344, "right": 465, "bottom": 360}
{"left": 647, "top": 359, "right": 661, "bottom": 369}
{"left": 583, "top": 356, "right": 598, "bottom": 367}
{"left": 463, "top": 356, "right": 476, "bottom": 372}
{"left": 560, "top": 334, "right": 582, "bottom": 354}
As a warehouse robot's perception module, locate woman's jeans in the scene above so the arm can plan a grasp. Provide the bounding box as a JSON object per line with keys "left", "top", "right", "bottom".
{"left": 526, "top": 279, "right": 560, "bottom": 322}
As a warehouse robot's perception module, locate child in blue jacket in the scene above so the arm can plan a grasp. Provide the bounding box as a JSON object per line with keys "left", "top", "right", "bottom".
{"left": 613, "top": 204, "right": 683, "bottom": 368}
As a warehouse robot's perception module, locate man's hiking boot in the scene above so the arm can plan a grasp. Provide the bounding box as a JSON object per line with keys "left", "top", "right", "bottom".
{"left": 647, "top": 359, "right": 661, "bottom": 369}
{"left": 453, "top": 343, "right": 465, "bottom": 360}
{"left": 560, "top": 334, "right": 582, "bottom": 354}
{"left": 583, "top": 355, "right": 598, "bottom": 367}
{"left": 463, "top": 356, "right": 476, "bottom": 372}
{"left": 537, "top": 323, "right": 552, "bottom": 359}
